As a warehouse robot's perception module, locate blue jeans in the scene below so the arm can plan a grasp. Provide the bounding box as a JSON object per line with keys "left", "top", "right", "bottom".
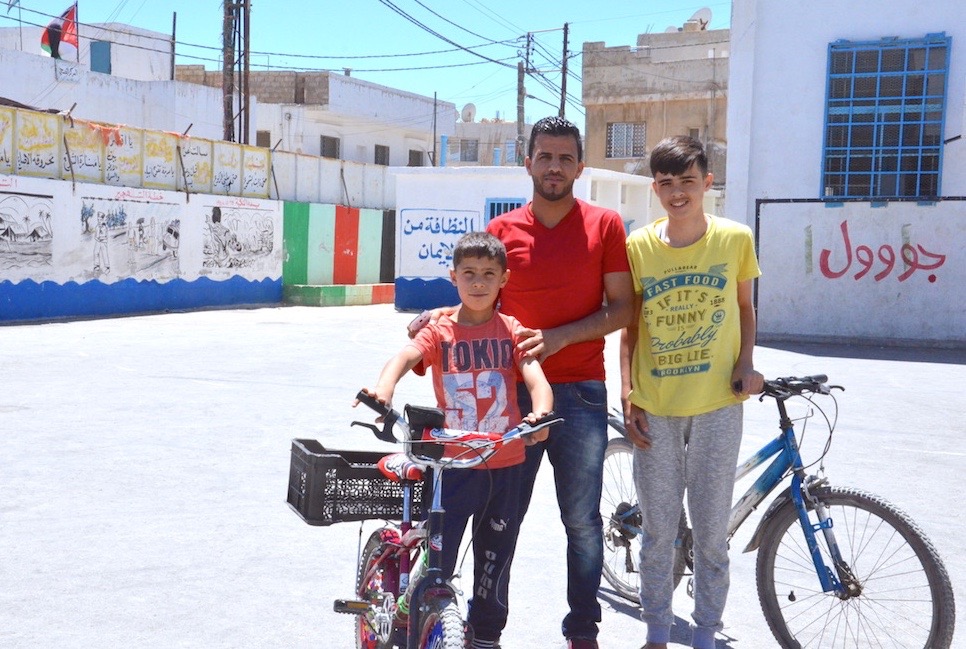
{"left": 516, "top": 380, "right": 609, "bottom": 640}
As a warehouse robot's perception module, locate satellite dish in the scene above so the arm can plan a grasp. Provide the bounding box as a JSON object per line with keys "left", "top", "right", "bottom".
{"left": 689, "top": 7, "right": 712, "bottom": 29}
{"left": 461, "top": 103, "right": 477, "bottom": 123}
{"left": 664, "top": 25, "right": 679, "bottom": 33}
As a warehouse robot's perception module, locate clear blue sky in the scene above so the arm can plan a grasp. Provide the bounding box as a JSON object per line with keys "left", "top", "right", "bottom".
{"left": 4, "top": 0, "right": 730, "bottom": 123}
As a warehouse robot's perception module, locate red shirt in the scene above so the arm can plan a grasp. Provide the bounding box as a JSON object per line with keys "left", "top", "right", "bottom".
{"left": 487, "top": 199, "right": 630, "bottom": 383}
{"left": 410, "top": 312, "right": 529, "bottom": 468}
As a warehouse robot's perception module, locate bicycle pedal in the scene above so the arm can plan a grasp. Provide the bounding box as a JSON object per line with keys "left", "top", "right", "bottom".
{"left": 333, "top": 599, "right": 370, "bottom": 615}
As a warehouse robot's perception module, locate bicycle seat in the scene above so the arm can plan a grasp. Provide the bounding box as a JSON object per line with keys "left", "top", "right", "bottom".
{"left": 377, "top": 452, "right": 427, "bottom": 482}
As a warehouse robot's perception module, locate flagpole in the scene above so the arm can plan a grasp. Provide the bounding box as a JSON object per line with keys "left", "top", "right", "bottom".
{"left": 17, "top": 3, "right": 23, "bottom": 51}
{"left": 75, "top": 2, "right": 79, "bottom": 63}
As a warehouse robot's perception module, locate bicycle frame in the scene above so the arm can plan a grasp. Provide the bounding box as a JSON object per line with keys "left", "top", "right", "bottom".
{"left": 402, "top": 467, "right": 457, "bottom": 648}
{"left": 732, "top": 397, "right": 848, "bottom": 596}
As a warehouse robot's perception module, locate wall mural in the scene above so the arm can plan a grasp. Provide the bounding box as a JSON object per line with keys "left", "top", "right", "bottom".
{"left": 0, "top": 190, "right": 54, "bottom": 275}
{"left": 79, "top": 194, "right": 181, "bottom": 281}
{"left": 201, "top": 202, "right": 275, "bottom": 272}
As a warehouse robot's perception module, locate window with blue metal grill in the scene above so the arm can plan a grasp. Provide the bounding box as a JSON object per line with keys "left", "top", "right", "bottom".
{"left": 484, "top": 198, "right": 525, "bottom": 225}
{"left": 822, "top": 33, "right": 950, "bottom": 199}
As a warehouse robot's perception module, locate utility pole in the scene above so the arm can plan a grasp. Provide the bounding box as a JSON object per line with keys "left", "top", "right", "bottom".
{"left": 516, "top": 60, "right": 525, "bottom": 166}
{"left": 241, "top": 0, "right": 251, "bottom": 144}
{"left": 559, "top": 23, "right": 568, "bottom": 118}
{"left": 222, "top": 2, "right": 235, "bottom": 142}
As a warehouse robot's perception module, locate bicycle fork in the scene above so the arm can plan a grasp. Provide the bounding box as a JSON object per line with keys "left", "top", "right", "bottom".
{"left": 790, "top": 473, "right": 861, "bottom": 599}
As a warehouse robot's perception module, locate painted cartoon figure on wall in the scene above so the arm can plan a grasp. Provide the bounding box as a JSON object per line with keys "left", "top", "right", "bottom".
{"left": 93, "top": 212, "right": 111, "bottom": 275}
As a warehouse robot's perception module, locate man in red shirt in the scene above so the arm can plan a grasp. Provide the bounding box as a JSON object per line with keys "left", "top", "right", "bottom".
{"left": 487, "top": 116, "right": 634, "bottom": 649}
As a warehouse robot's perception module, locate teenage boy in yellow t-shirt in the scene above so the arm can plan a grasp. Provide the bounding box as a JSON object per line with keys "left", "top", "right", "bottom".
{"left": 620, "top": 135, "right": 763, "bottom": 649}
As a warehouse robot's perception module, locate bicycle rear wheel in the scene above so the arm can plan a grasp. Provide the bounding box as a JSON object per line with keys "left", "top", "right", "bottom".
{"left": 600, "top": 436, "right": 691, "bottom": 603}
{"left": 418, "top": 597, "right": 464, "bottom": 649}
{"left": 356, "top": 528, "right": 402, "bottom": 649}
{"left": 756, "top": 486, "right": 955, "bottom": 648}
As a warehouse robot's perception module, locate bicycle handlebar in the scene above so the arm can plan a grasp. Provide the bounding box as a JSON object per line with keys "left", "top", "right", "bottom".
{"left": 762, "top": 375, "right": 842, "bottom": 400}
{"left": 352, "top": 390, "right": 564, "bottom": 469}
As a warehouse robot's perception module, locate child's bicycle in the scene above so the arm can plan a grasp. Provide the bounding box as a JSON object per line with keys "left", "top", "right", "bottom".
{"left": 287, "top": 391, "right": 561, "bottom": 649}
{"left": 599, "top": 374, "right": 955, "bottom": 648}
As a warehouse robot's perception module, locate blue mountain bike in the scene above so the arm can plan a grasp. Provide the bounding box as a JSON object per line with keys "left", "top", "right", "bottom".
{"left": 600, "top": 374, "right": 955, "bottom": 648}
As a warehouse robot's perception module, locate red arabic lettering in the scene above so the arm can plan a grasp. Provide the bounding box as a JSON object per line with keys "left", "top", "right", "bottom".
{"left": 819, "top": 220, "right": 945, "bottom": 282}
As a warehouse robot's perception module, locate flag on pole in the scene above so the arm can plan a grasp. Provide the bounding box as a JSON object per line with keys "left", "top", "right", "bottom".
{"left": 41, "top": 3, "right": 78, "bottom": 60}
{"left": 7, "top": 0, "right": 21, "bottom": 15}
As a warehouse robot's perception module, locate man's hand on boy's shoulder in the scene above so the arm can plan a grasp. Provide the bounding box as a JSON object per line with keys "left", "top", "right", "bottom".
{"left": 406, "top": 306, "right": 458, "bottom": 339}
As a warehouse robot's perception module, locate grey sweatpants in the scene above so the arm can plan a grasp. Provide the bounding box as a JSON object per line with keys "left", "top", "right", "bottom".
{"left": 632, "top": 404, "right": 743, "bottom": 649}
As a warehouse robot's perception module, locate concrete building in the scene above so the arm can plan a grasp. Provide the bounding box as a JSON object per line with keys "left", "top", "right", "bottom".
{"left": 727, "top": 0, "right": 965, "bottom": 346}
{"left": 581, "top": 20, "right": 729, "bottom": 184}
{"left": 443, "top": 109, "right": 530, "bottom": 167}
{"left": 175, "top": 66, "right": 455, "bottom": 168}
{"left": 0, "top": 23, "right": 227, "bottom": 140}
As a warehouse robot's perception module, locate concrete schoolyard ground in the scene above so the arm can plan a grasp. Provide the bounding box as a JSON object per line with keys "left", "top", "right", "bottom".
{"left": 1, "top": 305, "right": 963, "bottom": 648}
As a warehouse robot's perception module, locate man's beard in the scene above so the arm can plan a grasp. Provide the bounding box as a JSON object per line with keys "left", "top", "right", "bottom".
{"left": 532, "top": 175, "right": 574, "bottom": 202}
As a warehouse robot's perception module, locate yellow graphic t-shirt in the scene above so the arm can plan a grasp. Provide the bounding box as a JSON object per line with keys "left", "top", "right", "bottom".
{"left": 626, "top": 215, "right": 761, "bottom": 417}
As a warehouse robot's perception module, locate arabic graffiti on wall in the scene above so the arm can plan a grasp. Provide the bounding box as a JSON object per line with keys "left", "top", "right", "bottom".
{"left": 813, "top": 220, "right": 946, "bottom": 283}
{"left": 397, "top": 208, "right": 480, "bottom": 277}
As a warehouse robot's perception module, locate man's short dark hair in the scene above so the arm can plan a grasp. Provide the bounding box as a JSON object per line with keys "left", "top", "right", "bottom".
{"left": 649, "top": 135, "right": 708, "bottom": 177}
{"left": 528, "top": 116, "right": 583, "bottom": 162}
{"left": 453, "top": 231, "right": 507, "bottom": 270}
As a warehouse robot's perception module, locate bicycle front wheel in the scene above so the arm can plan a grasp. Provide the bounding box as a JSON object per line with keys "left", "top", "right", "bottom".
{"left": 756, "top": 486, "right": 955, "bottom": 648}
{"left": 600, "top": 436, "right": 691, "bottom": 603}
{"left": 418, "top": 598, "right": 464, "bottom": 649}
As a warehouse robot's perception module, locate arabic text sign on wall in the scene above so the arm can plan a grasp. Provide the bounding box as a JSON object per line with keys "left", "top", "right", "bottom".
{"left": 242, "top": 146, "right": 270, "bottom": 199}
{"left": 397, "top": 208, "right": 480, "bottom": 277}
{"left": 105, "top": 126, "right": 144, "bottom": 188}
{"left": 0, "top": 107, "right": 14, "bottom": 175}
{"left": 15, "top": 111, "right": 60, "bottom": 179}
{"left": 180, "top": 138, "right": 213, "bottom": 194}
{"left": 142, "top": 131, "right": 178, "bottom": 190}
{"left": 63, "top": 120, "right": 105, "bottom": 184}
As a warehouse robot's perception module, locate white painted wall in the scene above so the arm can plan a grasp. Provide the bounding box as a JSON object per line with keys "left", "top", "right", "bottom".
{"left": 392, "top": 165, "right": 659, "bottom": 283}
{"left": 0, "top": 49, "right": 227, "bottom": 140}
{"left": 727, "top": 0, "right": 966, "bottom": 228}
{"left": 727, "top": 0, "right": 965, "bottom": 345}
{"left": 255, "top": 75, "right": 455, "bottom": 167}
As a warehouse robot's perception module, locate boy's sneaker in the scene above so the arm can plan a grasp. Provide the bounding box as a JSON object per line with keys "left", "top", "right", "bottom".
{"left": 567, "top": 639, "right": 599, "bottom": 649}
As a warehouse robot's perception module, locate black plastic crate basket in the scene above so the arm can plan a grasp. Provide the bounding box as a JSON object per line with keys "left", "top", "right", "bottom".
{"left": 287, "top": 438, "right": 425, "bottom": 526}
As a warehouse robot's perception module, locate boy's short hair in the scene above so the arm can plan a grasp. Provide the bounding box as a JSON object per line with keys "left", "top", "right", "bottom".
{"left": 528, "top": 116, "right": 583, "bottom": 162}
{"left": 649, "top": 135, "right": 708, "bottom": 177}
{"left": 452, "top": 231, "right": 507, "bottom": 270}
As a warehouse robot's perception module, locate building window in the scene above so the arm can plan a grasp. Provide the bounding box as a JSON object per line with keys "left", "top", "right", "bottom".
{"left": 461, "top": 139, "right": 480, "bottom": 162}
{"left": 408, "top": 149, "right": 424, "bottom": 166}
{"left": 321, "top": 135, "right": 340, "bottom": 159}
{"left": 374, "top": 144, "right": 390, "bottom": 166}
{"left": 606, "top": 122, "right": 646, "bottom": 158}
{"left": 256, "top": 130, "right": 271, "bottom": 148}
{"left": 822, "top": 33, "right": 950, "bottom": 199}
{"left": 484, "top": 198, "right": 525, "bottom": 225}
{"left": 449, "top": 139, "right": 479, "bottom": 163}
